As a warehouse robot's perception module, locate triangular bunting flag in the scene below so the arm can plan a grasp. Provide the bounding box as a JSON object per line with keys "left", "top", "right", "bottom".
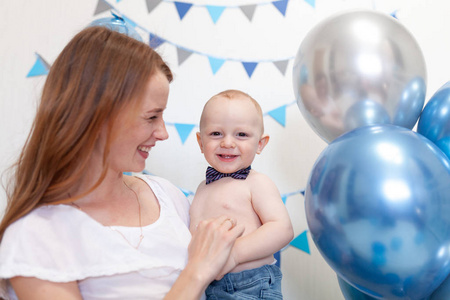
{"left": 27, "top": 53, "right": 50, "bottom": 77}
{"left": 206, "top": 5, "right": 226, "bottom": 24}
{"left": 304, "top": 0, "right": 315, "bottom": 8}
{"left": 273, "top": 60, "right": 289, "bottom": 76}
{"left": 290, "top": 230, "right": 310, "bottom": 254}
{"left": 300, "top": 189, "right": 305, "bottom": 196}
{"left": 94, "top": 0, "right": 111, "bottom": 15}
{"left": 174, "top": 1, "right": 193, "bottom": 20}
{"left": 149, "top": 33, "right": 165, "bottom": 48}
{"left": 282, "top": 196, "right": 287, "bottom": 204}
{"left": 274, "top": 251, "right": 281, "bottom": 267}
{"left": 174, "top": 123, "right": 195, "bottom": 144}
{"left": 242, "top": 62, "right": 258, "bottom": 78}
{"left": 146, "top": 0, "right": 162, "bottom": 13}
{"left": 268, "top": 105, "right": 287, "bottom": 127}
{"left": 272, "top": 0, "right": 289, "bottom": 16}
{"left": 123, "top": 172, "right": 132, "bottom": 176}
{"left": 240, "top": 5, "right": 257, "bottom": 21}
{"left": 390, "top": 10, "right": 398, "bottom": 19}
{"left": 208, "top": 57, "right": 226, "bottom": 75}
{"left": 177, "top": 48, "right": 193, "bottom": 66}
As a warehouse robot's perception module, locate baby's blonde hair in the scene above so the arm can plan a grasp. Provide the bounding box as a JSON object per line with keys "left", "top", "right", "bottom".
{"left": 200, "top": 89, "right": 264, "bottom": 132}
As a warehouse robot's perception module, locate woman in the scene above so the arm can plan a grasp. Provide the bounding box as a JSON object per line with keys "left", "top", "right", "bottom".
{"left": 0, "top": 26, "right": 243, "bottom": 299}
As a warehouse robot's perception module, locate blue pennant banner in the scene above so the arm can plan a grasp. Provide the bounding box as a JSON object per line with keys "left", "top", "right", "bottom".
{"left": 304, "top": 0, "right": 315, "bottom": 8}
{"left": 290, "top": 230, "right": 310, "bottom": 254}
{"left": 174, "top": 123, "right": 195, "bottom": 144}
{"left": 206, "top": 5, "right": 226, "bottom": 24}
{"left": 282, "top": 196, "right": 287, "bottom": 204}
{"left": 242, "top": 62, "right": 258, "bottom": 78}
{"left": 149, "top": 33, "right": 165, "bottom": 48}
{"left": 27, "top": 54, "right": 50, "bottom": 77}
{"left": 208, "top": 57, "right": 226, "bottom": 75}
{"left": 268, "top": 105, "right": 287, "bottom": 127}
{"left": 174, "top": 1, "right": 193, "bottom": 20}
{"left": 272, "top": 0, "right": 289, "bottom": 16}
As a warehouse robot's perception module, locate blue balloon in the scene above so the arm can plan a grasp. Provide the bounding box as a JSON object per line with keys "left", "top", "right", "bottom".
{"left": 429, "top": 274, "right": 450, "bottom": 300}
{"left": 344, "top": 99, "right": 391, "bottom": 132}
{"left": 89, "top": 13, "right": 143, "bottom": 42}
{"left": 305, "top": 125, "right": 450, "bottom": 300}
{"left": 393, "top": 76, "right": 426, "bottom": 129}
{"left": 338, "top": 276, "right": 378, "bottom": 300}
{"left": 418, "top": 81, "right": 450, "bottom": 158}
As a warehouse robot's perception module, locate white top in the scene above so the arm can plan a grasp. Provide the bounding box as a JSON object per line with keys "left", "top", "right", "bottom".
{"left": 0, "top": 175, "right": 195, "bottom": 300}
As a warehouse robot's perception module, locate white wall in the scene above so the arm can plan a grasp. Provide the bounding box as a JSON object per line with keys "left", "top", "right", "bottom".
{"left": 1, "top": 0, "right": 449, "bottom": 299}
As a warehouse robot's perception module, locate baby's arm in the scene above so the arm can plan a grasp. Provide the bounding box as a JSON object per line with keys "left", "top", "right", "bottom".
{"left": 218, "top": 173, "right": 294, "bottom": 277}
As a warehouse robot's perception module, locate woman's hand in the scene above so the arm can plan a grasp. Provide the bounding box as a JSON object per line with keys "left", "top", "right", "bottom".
{"left": 188, "top": 216, "right": 244, "bottom": 283}
{"left": 164, "top": 216, "right": 244, "bottom": 300}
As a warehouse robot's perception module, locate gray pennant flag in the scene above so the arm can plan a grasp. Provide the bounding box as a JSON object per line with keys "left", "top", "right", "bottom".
{"left": 177, "top": 48, "right": 193, "bottom": 66}
{"left": 146, "top": 0, "right": 162, "bottom": 13}
{"left": 240, "top": 5, "right": 257, "bottom": 21}
{"left": 273, "top": 60, "right": 289, "bottom": 76}
{"left": 94, "top": 0, "right": 111, "bottom": 15}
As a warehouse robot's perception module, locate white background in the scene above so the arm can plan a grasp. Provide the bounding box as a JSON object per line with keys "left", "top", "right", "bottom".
{"left": 0, "top": 0, "right": 449, "bottom": 299}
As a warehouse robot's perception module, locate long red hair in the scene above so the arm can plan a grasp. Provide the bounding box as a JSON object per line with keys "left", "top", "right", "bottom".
{"left": 0, "top": 26, "right": 172, "bottom": 240}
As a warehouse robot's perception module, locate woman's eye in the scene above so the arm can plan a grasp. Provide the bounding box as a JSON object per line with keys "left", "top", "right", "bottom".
{"left": 148, "top": 116, "right": 158, "bottom": 121}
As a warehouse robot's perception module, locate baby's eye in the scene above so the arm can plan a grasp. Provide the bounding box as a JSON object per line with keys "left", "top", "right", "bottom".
{"left": 210, "top": 132, "right": 221, "bottom": 136}
{"left": 237, "top": 132, "right": 248, "bottom": 137}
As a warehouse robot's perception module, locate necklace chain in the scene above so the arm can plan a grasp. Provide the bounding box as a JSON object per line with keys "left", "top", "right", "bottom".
{"left": 71, "top": 180, "right": 144, "bottom": 249}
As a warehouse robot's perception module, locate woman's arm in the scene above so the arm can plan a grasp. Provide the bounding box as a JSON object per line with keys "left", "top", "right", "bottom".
{"left": 10, "top": 277, "right": 82, "bottom": 300}
{"left": 164, "top": 215, "right": 244, "bottom": 300}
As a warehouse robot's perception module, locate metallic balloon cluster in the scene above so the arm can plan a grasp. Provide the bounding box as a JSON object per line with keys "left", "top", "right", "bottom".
{"left": 293, "top": 10, "right": 450, "bottom": 300}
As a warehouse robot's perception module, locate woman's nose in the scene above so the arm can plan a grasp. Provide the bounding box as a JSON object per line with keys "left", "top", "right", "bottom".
{"left": 155, "top": 120, "right": 169, "bottom": 141}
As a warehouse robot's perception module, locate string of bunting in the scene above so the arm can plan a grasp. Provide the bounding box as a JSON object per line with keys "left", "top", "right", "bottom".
{"left": 97, "top": 0, "right": 316, "bottom": 23}
{"left": 94, "top": 0, "right": 302, "bottom": 78}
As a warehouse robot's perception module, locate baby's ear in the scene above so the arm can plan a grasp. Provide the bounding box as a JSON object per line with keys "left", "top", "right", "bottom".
{"left": 256, "top": 134, "right": 270, "bottom": 154}
{"left": 196, "top": 132, "right": 204, "bottom": 153}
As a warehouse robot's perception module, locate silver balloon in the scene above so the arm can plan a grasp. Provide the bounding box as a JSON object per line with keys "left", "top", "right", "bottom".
{"left": 293, "top": 10, "right": 427, "bottom": 143}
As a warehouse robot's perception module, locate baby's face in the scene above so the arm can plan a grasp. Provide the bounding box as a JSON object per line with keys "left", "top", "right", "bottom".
{"left": 197, "top": 95, "right": 265, "bottom": 174}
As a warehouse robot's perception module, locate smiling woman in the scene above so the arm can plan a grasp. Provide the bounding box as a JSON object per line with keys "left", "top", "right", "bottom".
{"left": 0, "top": 26, "right": 244, "bottom": 300}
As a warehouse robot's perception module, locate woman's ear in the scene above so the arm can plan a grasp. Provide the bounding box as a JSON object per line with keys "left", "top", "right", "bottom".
{"left": 196, "top": 132, "right": 204, "bottom": 153}
{"left": 256, "top": 134, "right": 270, "bottom": 154}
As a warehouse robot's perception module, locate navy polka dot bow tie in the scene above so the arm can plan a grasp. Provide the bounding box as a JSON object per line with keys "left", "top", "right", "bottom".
{"left": 205, "top": 166, "right": 252, "bottom": 185}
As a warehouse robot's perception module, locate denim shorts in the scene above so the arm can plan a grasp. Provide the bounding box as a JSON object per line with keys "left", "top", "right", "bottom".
{"left": 205, "top": 264, "right": 283, "bottom": 299}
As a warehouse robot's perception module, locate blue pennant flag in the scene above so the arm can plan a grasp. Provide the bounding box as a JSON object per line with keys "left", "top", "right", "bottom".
{"left": 208, "top": 57, "right": 226, "bottom": 75}
{"left": 274, "top": 251, "right": 281, "bottom": 267}
{"left": 390, "top": 10, "right": 398, "bottom": 19}
{"left": 290, "top": 230, "right": 310, "bottom": 254}
{"left": 206, "top": 5, "right": 226, "bottom": 24}
{"left": 281, "top": 196, "right": 287, "bottom": 204}
{"left": 268, "top": 105, "right": 287, "bottom": 127}
{"left": 242, "top": 62, "right": 258, "bottom": 78}
{"left": 272, "top": 0, "right": 288, "bottom": 16}
{"left": 27, "top": 54, "right": 50, "bottom": 77}
{"left": 123, "top": 172, "right": 132, "bottom": 176}
{"left": 300, "top": 189, "right": 305, "bottom": 196}
{"left": 174, "top": 123, "right": 195, "bottom": 144}
{"left": 174, "top": 1, "right": 193, "bottom": 20}
{"left": 304, "top": 0, "right": 315, "bottom": 8}
{"left": 149, "top": 33, "right": 165, "bottom": 48}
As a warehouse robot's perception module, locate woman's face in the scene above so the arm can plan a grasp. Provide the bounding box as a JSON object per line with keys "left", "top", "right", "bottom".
{"left": 105, "top": 71, "right": 170, "bottom": 173}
